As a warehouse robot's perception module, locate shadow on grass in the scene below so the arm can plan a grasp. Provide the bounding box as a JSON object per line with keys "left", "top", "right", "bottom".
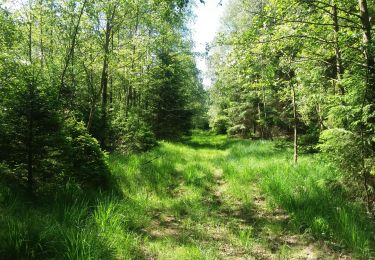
{"left": 221, "top": 138, "right": 375, "bottom": 258}
{"left": 5, "top": 132, "right": 370, "bottom": 259}
{"left": 132, "top": 136, "right": 301, "bottom": 255}
{"left": 181, "top": 138, "right": 242, "bottom": 151}
{"left": 267, "top": 181, "right": 375, "bottom": 257}
{"left": 0, "top": 171, "right": 146, "bottom": 259}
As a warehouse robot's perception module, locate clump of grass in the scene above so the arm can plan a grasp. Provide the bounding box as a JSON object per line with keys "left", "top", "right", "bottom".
{"left": 238, "top": 226, "right": 254, "bottom": 248}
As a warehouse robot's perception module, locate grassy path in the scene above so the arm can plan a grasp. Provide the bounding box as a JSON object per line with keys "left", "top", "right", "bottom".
{"left": 2, "top": 132, "right": 373, "bottom": 259}
{"left": 109, "top": 132, "right": 373, "bottom": 259}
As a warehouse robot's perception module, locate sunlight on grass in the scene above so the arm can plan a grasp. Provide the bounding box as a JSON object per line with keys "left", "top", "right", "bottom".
{"left": 0, "top": 131, "right": 374, "bottom": 259}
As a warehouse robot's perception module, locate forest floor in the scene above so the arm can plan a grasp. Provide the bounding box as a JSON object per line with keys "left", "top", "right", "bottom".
{"left": 1, "top": 132, "right": 374, "bottom": 259}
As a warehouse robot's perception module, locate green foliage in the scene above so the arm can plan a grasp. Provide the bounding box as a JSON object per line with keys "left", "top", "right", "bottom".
{"left": 208, "top": 0, "right": 375, "bottom": 208}
{"left": 62, "top": 118, "right": 110, "bottom": 188}
{"left": 1, "top": 0, "right": 374, "bottom": 256}
{"left": 146, "top": 51, "right": 199, "bottom": 140}
{"left": 211, "top": 115, "right": 228, "bottom": 134}
{"left": 112, "top": 112, "right": 157, "bottom": 153}
{"left": 318, "top": 129, "right": 362, "bottom": 175}
{"left": 221, "top": 136, "right": 374, "bottom": 258}
{"left": 1, "top": 81, "right": 110, "bottom": 189}
{"left": 0, "top": 68, "right": 62, "bottom": 185}
{"left": 299, "top": 128, "right": 320, "bottom": 153}
{"left": 0, "top": 132, "right": 374, "bottom": 258}
{"left": 0, "top": 0, "right": 206, "bottom": 191}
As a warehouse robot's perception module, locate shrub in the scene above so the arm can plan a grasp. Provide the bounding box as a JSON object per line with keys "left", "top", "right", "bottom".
{"left": 112, "top": 112, "right": 157, "bottom": 153}
{"left": 318, "top": 128, "right": 361, "bottom": 175}
{"left": 300, "top": 128, "right": 320, "bottom": 153}
{"left": 228, "top": 124, "right": 251, "bottom": 138}
{"left": 62, "top": 118, "right": 110, "bottom": 188}
{"left": 212, "top": 115, "right": 228, "bottom": 134}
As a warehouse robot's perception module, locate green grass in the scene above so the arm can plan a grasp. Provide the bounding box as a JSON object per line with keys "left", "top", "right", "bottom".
{"left": 221, "top": 138, "right": 374, "bottom": 258}
{"left": 0, "top": 131, "right": 374, "bottom": 259}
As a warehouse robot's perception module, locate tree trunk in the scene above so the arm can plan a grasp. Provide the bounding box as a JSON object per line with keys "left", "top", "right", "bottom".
{"left": 39, "top": 0, "right": 44, "bottom": 68}
{"left": 109, "top": 33, "right": 114, "bottom": 108}
{"left": 27, "top": 17, "right": 34, "bottom": 193}
{"left": 86, "top": 69, "right": 96, "bottom": 132}
{"left": 257, "top": 100, "right": 263, "bottom": 138}
{"left": 358, "top": 0, "right": 375, "bottom": 103}
{"left": 316, "top": 103, "right": 325, "bottom": 131}
{"left": 291, "top": 82, "right": 298, "bottom": 164}
{"left": 332, "top": 3, "right": 345, "bottom": 95}
{"left": 58, "top": 0, "right": 87, "bottom": 100}
{"left": 127, "top": 1, "right": 140, "bottom": 111}
{"left": 101, "top": 23, "right": 110, "bottom": 147}
{"left": 100, "top": 6, "right": 117, "bottom": 147}
{"left": 358, "top": 0, "right": 374, "bottom": 213}
{"left": 262, "top": 85, "right": 269, "bottom": 138}
{"left": 27, "top": 84, "right": 34, "bottom": 193}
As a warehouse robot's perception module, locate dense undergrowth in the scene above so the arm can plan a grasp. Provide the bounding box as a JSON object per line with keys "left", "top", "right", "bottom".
{"left": 0, "top": 132, "right": 374, "bottom": 259}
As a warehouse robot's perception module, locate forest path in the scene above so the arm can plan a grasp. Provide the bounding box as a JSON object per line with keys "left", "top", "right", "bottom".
{"left": 139, "top": 133, "right": 349, "bottom": 259}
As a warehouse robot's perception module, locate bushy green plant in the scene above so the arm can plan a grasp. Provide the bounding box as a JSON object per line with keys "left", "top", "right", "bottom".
{"left": 0, "top": 162, "right": 18, "bottom": 190}
{"left": 0, "top": 162, "right": 11, "bottom": 177}
{"left": 299, "top": 128, "right": 320, "bottom": 153}
{"left": 112, "top": 112, "right": 157, "bottom": 153}
{"left": 318, "top": 128, "right": 362, "bottom": 175}
{"left": 228, "top": 124, "right": 251, "bottom": 138}
{"left": 62, "top": 118, "right": 110, "bottom": 188}
{"left": 212, "top": 115, "right": 228, "bottom": 134}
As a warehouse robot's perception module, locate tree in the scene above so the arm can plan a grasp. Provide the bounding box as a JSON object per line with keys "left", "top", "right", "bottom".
{"left": 208, "top": 0, "right": 375, "bottom": 206}
{"left": 0, "top": 0, "right": 206, "bottom": 190}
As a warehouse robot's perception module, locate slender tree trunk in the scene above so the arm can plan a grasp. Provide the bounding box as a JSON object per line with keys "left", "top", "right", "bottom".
{"left": 129, "top": 45, "right": 136, "bottom": 109}
{"left": 360, "top": 127, "right": 373, "bottom": 213}
{"left": 291, "top": 82, "right": 298, "bottom": 164}
{"left": 58, "top": 0, "right": 87, "bottom": 100}
{"left": 332, "top": 3, "right": 345, "bottom": 95}
{"left": 87, "top": 106, "right": 95, "bottom": 131}
{"left": 127, "top": 1, "right": 140, "bottom": 111}
{"left": 27, "top": 85, "right": 34, "bottom": 193}
{"left": 39, "top": 0, "right": 44, "bottom": 68}
{"left": 253, "top": 122, "right": 256, "bottom": 135}
{"left": 27, "top": 18, "right": 34, "bottom": 193}
{"left": 86, "top": 69, "right": 96, "bottom": 132}
{"left": 257, "top": 100, "right": 263, "bottom": 138}
{"left": 125, "top": 83, "right": 130, "bottom": 116}
{"left": 110, "top": 33, "right": 114, "bottom": 108}
{"left": 316, "top": 103, "right": 324, "bottom": 131}
{"left": 101, "top": 29, "right": 109, "bottom": 118}
{"left": 100, "top": 6, "right": 117, "bottom": 147}
{"left": 101, "top": 28, "right": 110, "bottom": 146}
{"left": 28, "top": 19, "right": 32, "bottom": 63}
{"left": 262, "top": 85, "right": 268, "bottom": 138}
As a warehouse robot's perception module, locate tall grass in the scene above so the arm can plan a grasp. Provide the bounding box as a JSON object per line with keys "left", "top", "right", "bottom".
{"left": 0, "top": 182, "right": 142, "bottom": 259}
{"left": 222, "top": 139, "right": 375, "bottom": 258}
{"left": 0, "top": 131, "right": 373, "bottom": 258}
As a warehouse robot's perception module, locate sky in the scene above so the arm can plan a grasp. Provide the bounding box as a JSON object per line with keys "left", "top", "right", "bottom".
{"left": 191, "top": 0, "right": 227, "bottom": 87}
